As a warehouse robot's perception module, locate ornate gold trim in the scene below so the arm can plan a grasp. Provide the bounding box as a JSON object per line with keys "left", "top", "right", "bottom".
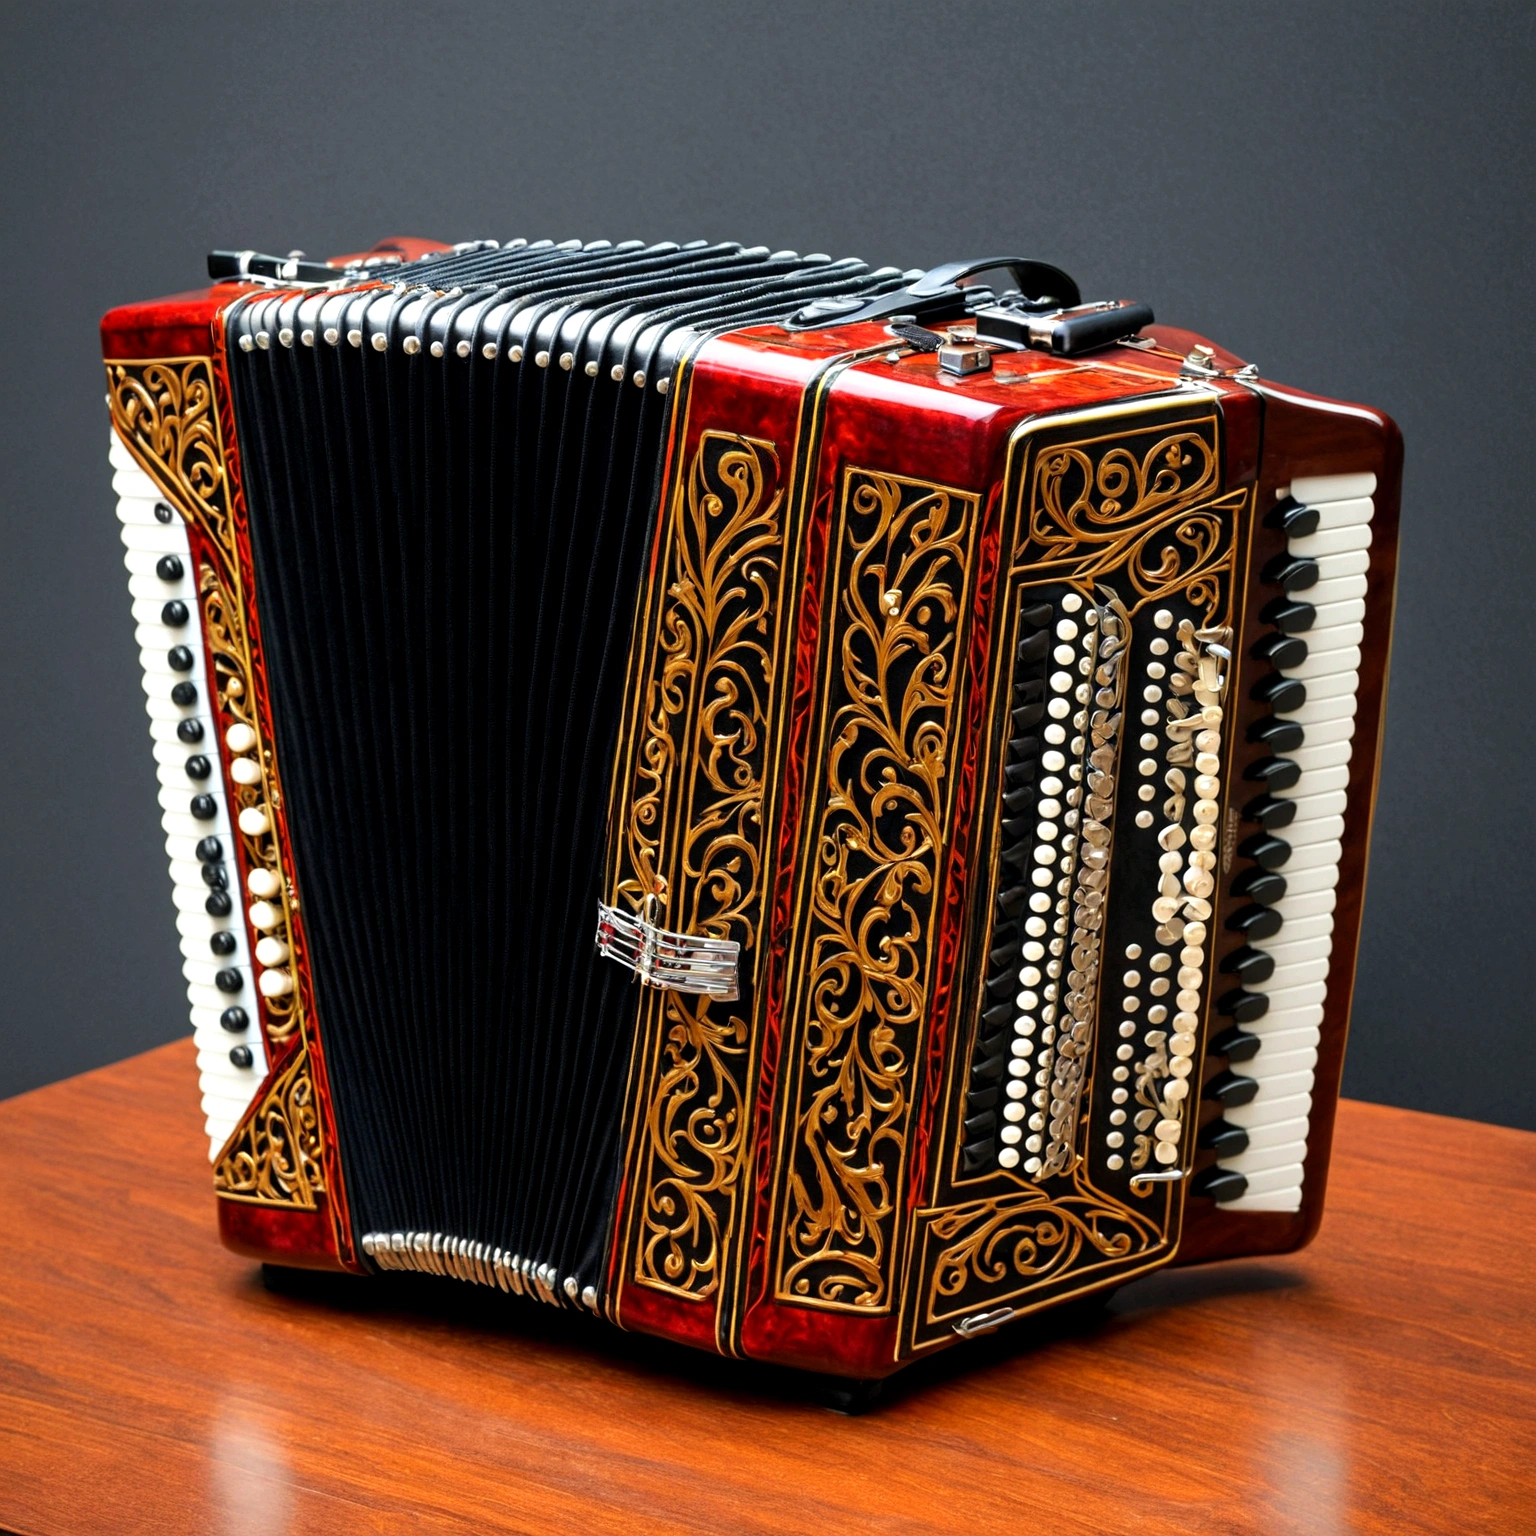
{"left": 773, "top": 467, "right": 981, "bottom": 1313}
{"left": 213, "top": 1045, "right": 325, "bottom": 1207}
{"left": 609, "top": 431, "right": 788, "bottom": 1302}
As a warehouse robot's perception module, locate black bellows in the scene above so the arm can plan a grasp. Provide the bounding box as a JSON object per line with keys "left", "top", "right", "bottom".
{"left": 225, "top": 239, "right": 904, "bottom": 1291}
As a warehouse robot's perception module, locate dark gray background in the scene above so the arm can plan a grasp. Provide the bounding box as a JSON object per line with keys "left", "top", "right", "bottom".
{"left": 2, "top": 2, "right": 1531, "bottom": 1129}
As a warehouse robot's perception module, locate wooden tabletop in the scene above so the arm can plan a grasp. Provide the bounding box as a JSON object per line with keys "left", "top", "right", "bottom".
{"left": 0, "top": 1041, "right": 1531, "bottom": 1535}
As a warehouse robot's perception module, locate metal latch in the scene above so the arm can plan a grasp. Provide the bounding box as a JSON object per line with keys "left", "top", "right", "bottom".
{"left": 595, "top": 899, "right": 741, "bottom": 999}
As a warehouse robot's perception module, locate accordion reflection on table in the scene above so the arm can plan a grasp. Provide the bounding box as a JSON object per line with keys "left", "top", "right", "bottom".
{"left": 102, "top": 235, "right": 1400, "bottom": 1380}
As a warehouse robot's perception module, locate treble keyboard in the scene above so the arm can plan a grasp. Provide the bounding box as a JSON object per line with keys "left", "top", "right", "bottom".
{"left": 111, "top": 433, "right": 267, "bottom": 1156}
{"left": 1203, "top": 470, "right": 1377, "bottom": 1212}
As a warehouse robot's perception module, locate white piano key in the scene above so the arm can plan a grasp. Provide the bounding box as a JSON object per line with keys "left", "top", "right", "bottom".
{"left": 166, "top": 832, "right": 224, "bottom": 864}
{"left": 147, "top": 715, "right": 210, "bottom": 748}
{"left": 1229, "top": 1162, "right": 1307, "bottom": 1201}
{"left": 1277, "top": 692, "right": 1358, "bottom": 726}
{"left": 1310, "top": 545, "right": 1370, "bottom": 576}
{"left": 1244, "top": 1040, "right": 1318, "bottom": 1075}
{"left": 1282, "top": 863, "right": 1342, "bottom": 898}
{"left": 1284, "top": 840, "right": 1344, "bottom": 874}
{"left": 1265, "top": 957, "right": 1331, "bottom": 990}
{"left": 1299, "top": 671, "right": 1360, "bottom": 704}
{"left": 128, "top": 571, "right": 194, "bottom": 602}
{"left": 184, "top": 956, "right": 252, "bottom": 990}
{"left": 1218, "top": 1186, "right": 1303, "bottom": 1213}
{"left": 1306, "top": 599, "right": 1367, "bottom": 633}
{"left": 1265, "top": 912, "right": 1335, "bottom": 946}
{"left": 1285, "top": 643, "right": 1361, "bottom": 682}
{"left": 1260, "top": 1002, "right": 1326, "bottom": 1036}
{"left": 1289, "top": 523, "right": 1372, "bottom": 560}
{"left": 144, "top": 691, "right": 201, "bottom": 721}
{"left": 139, "top": 647, "right": 199, "bottom": 678}
{"left": 1262, "top": 978, "right": 1328, "bottom": 1014}
{"left": 1293, "top": 714, "right": 1356, "bottom": 748}
{"left": 1290, "top": 472, "right": 1376, "bottom": 503}
{"left": 123, "top": 546, "right": 193, "bottom": 580}
{"left": 1228, "top": 1117, "right": 1310, "bottom": 1155}
{"left": 132, "top": 595, "right": 185, "bottom": 626}
{"left": 163, "top": 810, "right": 227, "bottom": 844}
{"left": 1298, "top": 619, "right": 1365, "bottom": 653}
{"left": 178, "top": 909, "right": 234, "bottom": 943}
{"left": 197, "top": 1053, "right": 262, "bottom": 1090}
{"left": 1223, "top": 1138, "right": 1308, "bottom": 1178}
{"left": 1286, "top": 787, "right": 1348, "bottom": 820}
{"left": 171, "top": 882, "right": 223, "bottom": 917}
{"left": 136, "top": 622, "right": 202, "bottom": 656}
{"left": 120, "top": 521, "right": 191, "bottom": 555}
{"left": 160, "top": 782, "right": 224, "bottom": 816}
{"left": 1273, "top": 888, "right": 1336, "bottom": 922}
{"left": 1289, "top": 738, "right": 1354, "bottom": 773}
{"left": 1305, "top": 573, "right": 1368, "bottom": 608}
{"left": 1247, "top": 1025, "right": 1321, "bottom": 1058}
{"left": 188, "top": 980, "right": 252, "bottom": 1013}
{"left": 1262, "top": 931, "right": 1333, "bottom": 966}
{"left": 1227, "top": 1087, "right": 1312, "bottom": 1130}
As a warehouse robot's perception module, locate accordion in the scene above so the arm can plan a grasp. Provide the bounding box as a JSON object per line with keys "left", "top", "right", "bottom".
{"left": 102, "top": 236, "right": 1400, "bottom": 1382}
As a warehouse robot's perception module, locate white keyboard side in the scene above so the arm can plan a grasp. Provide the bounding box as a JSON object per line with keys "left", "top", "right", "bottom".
{"left": 1216, "top": 471, "right": 1376, "bottom": 1212}
{"left": 110, "top": 430, "right": 267, "bottom": 1157}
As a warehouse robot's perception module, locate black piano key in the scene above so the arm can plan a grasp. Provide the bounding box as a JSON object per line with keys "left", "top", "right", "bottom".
{"left": 964, "top": 1109, "right": 998, "bottom": 1138}
{"left": 1251, "top": 632, "right": 1308, "bottom": 670}
{"left": 1264, "top": 497, "right": 1321, "bottom": 538}
{"left": 1004, "top": 785, "right": 1035, "bottom": 812}
{"left": 1016, "top": 630, "right": 1049, "bottom": 664}
{"left": 996, "top": 885, "right": 1027, "bottom": 917}
{"left": 170, "top": 680, "right": 199, "bottom": 707}
{"left": 200, "top": 863, "right": 228, "bottom": 890}
{"left": 1262, "top": 554, "right": 1320, "bottom": 593}
{"left": 1217, "top": 988, "right": 1270, "bottom": 1024}
{"left": 970, "top": 1053, "right": 1006, "bottom": 1086}
{"left": 219, "top": 1005, "right": 248, "bottom": 1033}
{"left": 1251, "top": 674, "right": 1306, "bottom": 713}
{"left": 204, "top": 890, "right": 232, "bottom": 917}
{"left": 1245, "top": 756, "right": 1301, "bottom": 792}
{"left": 161, "top": 599, "right": 189, "bottom": 627}
{"left": 209, "top": 930, "right": 238, "bottom": 957}
{"left": 1013, "top": 677, "right": 1045, "bottom": 704}
{"left": 1011, "top": 702, "right": 1045, "bottom": 731}
{"left": 976, "top": 1029, "right": 1008, "bottom": 1060}
{"left": 1200, "top": 1119, "right": 1250, "bottom": 1156}
{"left": 1249, "top": 716, "right": 1305, "bottom": 752}
{"left": 1190, "top": 1167, "right": 1250, "bottom": 1201}
{"left": 1239, "top": 833, "right": 1291, "bottom": 870}
{"left": 229, "top": 1045, "right": 254, "bottom": 1069}
{"left": 154, "top": 554, "right": 184, "bottom": 582}
{"left": 195, "top": 835, "right": 222, "bottom": 862}
{"left": 153, "top": 501, "right": 175, "bottom": 525}
{"left": 1001, "top": 815, "right": 1032, "bottom": 841}
{"left": 1227, "top": 903, "right": 1283, "bottom": 940}
{"left": 962, "top": 1139, "right": 998, "bottom": 1173}
{"left": 1244, "top": 792, "right": 1296, "bottom": 829}
{"left": 990, "top": 936, "right": 1023, "bottom": 967}
{"left": 1211, "top": 1025, "right": 1263, "bottom": 1061}
{"left": 999, "top": 841, "right": 1030, "bottom": 870}
{"left": 1005, "top": 754, "right": 1039, "bottom": 784}
{"left": 986, "top": 971, "right": 1018, "bottom": 1000}
{"left": 214, "top": 968, "right": 244, "bottom": 994}
{"left": 1232, "top": 868, "right": 1287, "bottom": 905}
{"left": 190, "top": 793, "right": 217, "bottom": 820}
{"left": 1221, "top": 946, "right": 1275, "bottom": 985}
{"left": 982, "top": 1001, "right": 1014, "bottom": 1031}
{"left": 1205, "top": 1070, "right": 1259, "bottom": 1108}
{"left": 1019, "top": 601, "right": 1053, "bottom": 628}
{"left": 168, "top": 645, "right": 195, "bottom": 672}
{"left": 1261, "top": 597, "right": 1316, "bottom": 633}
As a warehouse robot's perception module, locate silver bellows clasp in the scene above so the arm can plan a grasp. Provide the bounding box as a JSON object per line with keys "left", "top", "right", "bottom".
{"left": 594, "top": 900, "right": 740, "bottom": 1000}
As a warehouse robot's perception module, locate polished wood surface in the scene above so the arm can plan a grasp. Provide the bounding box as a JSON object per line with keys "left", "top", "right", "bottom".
{"left": 1, "top": 1040, "right": 1530, "bottom": 1535}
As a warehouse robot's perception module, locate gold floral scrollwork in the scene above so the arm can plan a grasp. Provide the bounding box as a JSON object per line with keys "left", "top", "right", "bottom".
{"left": 214, "top": 1046, "right": 325, "bottom": 1207}
{"left": 775, "top": 468, "right": 980, "bottom": 1313}
{"left": 613, "top": 431, "right": 786, "bottom": 1301}
{"left": 106, "top": 358, "right": 232, "bottom": 555}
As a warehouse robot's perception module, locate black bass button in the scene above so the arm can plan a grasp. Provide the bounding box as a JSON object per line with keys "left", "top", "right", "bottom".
{"left": 1245, "top": 756, "right": 1300, "bottom": 792}
{"left": 1200, "top": 1119, "right": 1250, "bottom": 1156}
{"left": 155, "top": 554, "right": 184, "bottom": 582}
{"left": 1262, "top": 554, "right": 1320, "bottom": 593}
{"left": 1239, "top": 833, "right": 1291, "bottom": 870}
{"left": 1251, "top": 632, "right": 1308, "bottom": 670}
{"left": 1232, "top": 868, "right": 1287, "bottom": 905}
{"left": 1261, "top": 597, "right": 1316, "bottom": 633}
{"left": 1190, "top": 1167, "right": 1249, "bottom": 1201}
{"left": 214, "top": 967, "right": 244, "bottom": 994}
{"left": 1205, "top": 1070, "right": 1259, "bottom": 1108}
{"left": 1211, "top": 1025, "right": 1262, "bottom": 1061}
{"left": 1227, "top": 903, "right": 1283, "bottom": 940}
{"left": 1264, "top": 497, "right": 1321, "bottom": 538}
{"left": 1251, "top": 674, "right": 1306, "bottom": 713}
{"left": 1244, "top": 792, "right": 1296, "bottom": 829}
{"left": 1221, "top": 946, "right": 1275, "bottom": 985}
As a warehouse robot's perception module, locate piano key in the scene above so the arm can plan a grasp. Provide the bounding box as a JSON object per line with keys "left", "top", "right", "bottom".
{"left": 1289, "top": 738, "right": 1355, "bottom": 773}
{"left": 1264, "top": 956, "right": 1331, "bottom": 990}
{"left": 1262, "top": 931, "right": 1333, "bottom": 966}
{"left": 1246, "top": 1026, "right": 1322, "bottom": 1059}
{"left": 1284, "top": 840, "right": 1345, "bottom": 875}
{"left": 1266, "top": 912, "right": 1335, "bottom": 947}
{"left": 1259, "top": 1002, "right": 1326, "bottom": 1037}
{"left": 1288, "top": 523, "right": 1373, "bottom": 559}
{"left": 1227, "top": 1088, "right": 1312, "bottom": 1131}
{"left": 1294, "top": 716, "right": 1357, "bottom": 749}
{"left": 128, "top": 571, "right": 194, "bottom": 603}
{"left": 1289, "top": 471, "right": 1376, "bottom": 502}
{"left": 1225, "top": 1113, "right": 1310, "bottom": 1153}
{"left": 120, "top": 521, "right": 191, "bottom": 555}
{"left": 1262, "top": 978, "right": 1329, "bottom": 1014}
{"left": 1285, "top": 643, "right": 1362, "bottom": 682}
{"left": 1305, "top": 573, "right": 1368, "bottom": 608}
{"left": 1228, "top": 1161, "right": 1307, "bottom": 1200}
{"left": 1225, "top": 1137, "right": 1308, "bottom": 1177}
{"left": 1307, "top": 597, "right": 1367, "bottom": 630}
{"left": 1286, "top": 787, "right": 1349, "bottom": 821}
{"left": 1273, "top": 887, "right": 1336, "bottom": 922}
{"left": 1299, "top": 671, "right": 1360, "bottom": 705}
{"left": 1232, "top": 1067, "right": 1314, "bottom": 1105}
